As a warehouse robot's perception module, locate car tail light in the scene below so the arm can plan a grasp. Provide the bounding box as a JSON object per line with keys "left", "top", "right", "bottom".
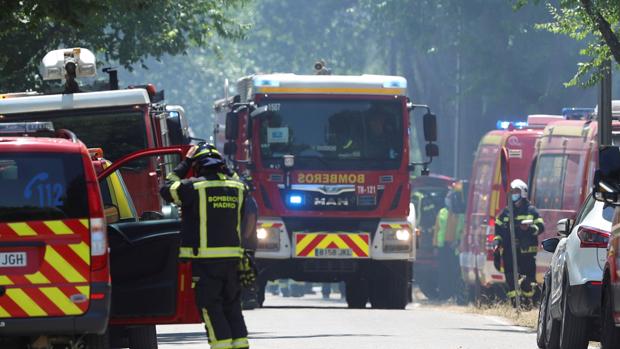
{"left": 577, "top": 226, "right": 610, "bottom": 248}
{"left": 83, "top": 153, "right": 108, "bottom": 272}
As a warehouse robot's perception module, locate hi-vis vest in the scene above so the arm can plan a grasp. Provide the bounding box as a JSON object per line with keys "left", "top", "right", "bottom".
{"left": 166, "top": 173, "right": 246, "bottom": 259}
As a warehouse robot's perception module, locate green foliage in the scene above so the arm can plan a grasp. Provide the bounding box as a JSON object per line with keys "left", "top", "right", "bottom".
{"left": 0, "top": 0, "right": 249, "bottom": 92}
{"left": 516, "top": 0, "right": 620, "bottom": 86}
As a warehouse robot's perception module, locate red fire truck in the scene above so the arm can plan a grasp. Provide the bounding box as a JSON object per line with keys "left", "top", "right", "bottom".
{"left": 460, "top": 115, "right": 562, "bottom": 298}
{"left": 214, "top": 71, "right": 438, "bottom": 309}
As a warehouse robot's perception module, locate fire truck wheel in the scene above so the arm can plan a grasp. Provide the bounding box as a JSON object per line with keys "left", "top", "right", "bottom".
{"left": 84, "top": 332, "right": 110, "bottom": 349}
{"left": 369, "top": 262, "right": 408, "bottom": 310}
{"left": 128, "top": 325, "right": 158, "bottom": 349}
{"left": 345, "top": 279, "right": 369, "bottom": 309}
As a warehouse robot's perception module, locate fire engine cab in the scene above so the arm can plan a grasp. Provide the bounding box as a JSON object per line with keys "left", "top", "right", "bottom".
{"left": 214, "top": 70, "right": 438, "bottom": 309}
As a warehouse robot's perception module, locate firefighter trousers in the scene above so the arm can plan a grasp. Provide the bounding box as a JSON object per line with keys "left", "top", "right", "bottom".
{"left": 502, "top": 251, "right": 536, "bottom": 300}
{"left": 192, "top": 260, "right": 249, "bottom": 349}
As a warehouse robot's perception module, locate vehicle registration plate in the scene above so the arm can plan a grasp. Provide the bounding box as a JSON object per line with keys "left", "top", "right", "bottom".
{"left": 314, "top": 248, "right": 353, "bottom": 257}
{"left": 0, "top": 252, "right": 27, "bottom": 267}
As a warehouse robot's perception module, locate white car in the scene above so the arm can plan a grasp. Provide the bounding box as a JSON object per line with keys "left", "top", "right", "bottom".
{"left": 537, "top": 194, "right": 612, "bottom": 349}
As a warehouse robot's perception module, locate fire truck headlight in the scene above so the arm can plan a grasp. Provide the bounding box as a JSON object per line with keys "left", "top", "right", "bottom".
{"left": 257, "top": 228, "right": 269, "bottom": 240}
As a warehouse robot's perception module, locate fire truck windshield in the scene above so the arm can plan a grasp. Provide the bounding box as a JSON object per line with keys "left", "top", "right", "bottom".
{"left": 258, "top": 98, "right": 404, "bottom": 170}
{"left": 0, "top": 108, "right": 148, "bottom": 162}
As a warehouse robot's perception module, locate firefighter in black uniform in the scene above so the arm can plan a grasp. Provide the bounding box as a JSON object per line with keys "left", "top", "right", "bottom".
{"left": 161, "top": 143, "right": 250, "bottom": 349}
{"left": 493, "top": 179, "right": 544, "bottom": 308}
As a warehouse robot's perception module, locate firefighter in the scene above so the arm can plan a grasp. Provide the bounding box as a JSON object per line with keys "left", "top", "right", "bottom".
{"left": 240, "top": 175, "right": 259, "bottom": 309}
{"left": 493, "top": 179, "right": 544, "bottom": 308}
{"left": 160, "top": 143, "right": 251, "bottom": 349}
{"left": 432, "top": 184, "right": 465, "bottom": 300}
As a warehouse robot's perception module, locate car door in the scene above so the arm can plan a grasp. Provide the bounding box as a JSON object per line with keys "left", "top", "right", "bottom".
{"left": 97, "top": 146, "right": 188, "bottom": 320}
{"left": 550, "top": 195, "right": 595, "bottom": 310}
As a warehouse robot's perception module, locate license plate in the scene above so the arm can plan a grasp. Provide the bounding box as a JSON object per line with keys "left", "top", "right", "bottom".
{"left": 314, "top": 248, "right": 353, "bottom": 257}
{"left": 0, "top": 252, "right": 27, "bottom": 267}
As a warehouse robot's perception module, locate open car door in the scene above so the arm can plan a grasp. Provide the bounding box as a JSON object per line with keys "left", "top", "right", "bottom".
{"left": 97, "top": 146, "right": 199, "bottom": 324}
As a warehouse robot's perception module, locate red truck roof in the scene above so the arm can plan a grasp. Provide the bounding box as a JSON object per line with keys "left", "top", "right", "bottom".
{"left": 0, "top": 137, "right": 86, "bottom": 153}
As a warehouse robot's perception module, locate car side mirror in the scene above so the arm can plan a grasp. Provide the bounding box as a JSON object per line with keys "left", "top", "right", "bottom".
{"left": 556, "top": 218, "right": 573, "bottom": 236}
{"left": 225, "top": 111, "right": 239, "bottom": 140}
{"left": 542, "top": 237, "right": 560, "bottom": 253}
{"left": 423, "top": 113, "right": 437, "bottom": 142}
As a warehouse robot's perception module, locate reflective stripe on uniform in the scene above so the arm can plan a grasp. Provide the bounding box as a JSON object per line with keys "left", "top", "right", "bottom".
{"left": 199, "top": 187, "right": 208, "bottom": 249}
{"left": 166, "top": 172, "right": 181, "bottom": 182}
{"left": 521, "top": 289, "right": 535, "bottom": 298}
{"left": 506, "top": 290, "right": 517, "bottom": 299}
{"left": 170, "top": 181, "right": 182, "bottom": 205}
{"left": 194, "top": 180, "right": 246, "bottom": 191}
{"left": 201, "top": 308, "right": 218, "bottom": 343}
{"left": 520, "top": 246, "right": 538, "bottom": 253}
{"left": 493, "top": 235, "right": 502, "bottom": 241}
{"left": 232, "top": 338, "right": 249, "bottom": 349}
{"left": 534, "top": 218, "right": 544, "bottom": 224}
{"left": 515, "top": 215, "right": 534, "bottom": 220}
{"left": 179, "top": 247, "right": 243, "bottom": 259}
{"left": 211, "top": 339, "right": 233, "bottom": 349}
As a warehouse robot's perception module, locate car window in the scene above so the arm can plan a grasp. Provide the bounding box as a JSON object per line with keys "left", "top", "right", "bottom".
{"left": 574, "top": 194, "right": 595, "bottom": 224}
{"left": 602, "top": 204, "right": 615, "bottom": 223}
{"left": 0, "top": 152, "right": 89, "bottom": 222}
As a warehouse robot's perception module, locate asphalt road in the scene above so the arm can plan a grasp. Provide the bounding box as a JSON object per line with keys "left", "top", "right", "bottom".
{"left": 157, "top": 291, "right": 539, "bottom": 349}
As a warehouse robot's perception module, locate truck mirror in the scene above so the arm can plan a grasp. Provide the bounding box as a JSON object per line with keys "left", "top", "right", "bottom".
{"left": 225, "top": 111, "right": 239, "bottom": 140}
{"left": 594, "top": 146, "right": 620, "bottom": 204}
{"left": 425, "top": 143, "right": 439, "bottom": 158}
{"left": 224, "top": 142, "right": 237, "bottom": 156}
{"left": 423, "top": 113, "right": 437, "bottom": 142}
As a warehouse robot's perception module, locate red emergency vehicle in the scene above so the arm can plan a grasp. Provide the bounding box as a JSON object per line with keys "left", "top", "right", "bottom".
{"left": 214, "top": 72, "right": 438, "bottom": 309}
{"left": 529, "top": 118, "right": 620, "bottom": 283}
{"left": 461, "top": 115, "right": 562, "bottom": 298}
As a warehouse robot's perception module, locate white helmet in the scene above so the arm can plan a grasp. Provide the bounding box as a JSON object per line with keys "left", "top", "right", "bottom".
{"left": 510, "top": 179, "right": 528, "bottom": 198}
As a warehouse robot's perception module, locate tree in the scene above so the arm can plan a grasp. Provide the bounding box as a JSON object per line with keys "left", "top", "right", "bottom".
{"left": 517, "top": 0, "right": 620, "bottom": 86}
{"left": 0, "top": 0, "right": 249, "bottom": 92}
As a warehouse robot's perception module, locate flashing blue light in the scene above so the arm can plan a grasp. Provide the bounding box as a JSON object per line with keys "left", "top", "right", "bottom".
{"left": 383, "top": 79, "right": 407, "bottom": 88}
{"left": 496, "top": 120, "right": 527, "bottom": 130}
{"left": 254, "top": 79, "right": 280, "bottom": 87}
{"left": 562, "top": 107, "right": 594, "bottom": 120}
{"left": 288, "top": 195, "right": 303, "bottom": 205}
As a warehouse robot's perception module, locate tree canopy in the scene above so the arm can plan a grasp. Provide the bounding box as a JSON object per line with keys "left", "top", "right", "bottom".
{"left": 0, "top": 0, "right": 249, "bottom": 92}
{"left": 517, "top": 0, "right": 620, "bottom": 86}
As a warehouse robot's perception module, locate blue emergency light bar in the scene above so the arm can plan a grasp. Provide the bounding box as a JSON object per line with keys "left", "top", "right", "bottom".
{"left": 561, "top": 107, "right": 594, "bottom": 120}
{"left": 496, "top": 120, "right": 527, "bottom": 130}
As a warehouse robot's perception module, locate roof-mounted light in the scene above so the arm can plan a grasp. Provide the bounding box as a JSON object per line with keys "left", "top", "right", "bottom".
{"left": 40, "top": 48, "right": 96, "bottom": 81}
{"left": 496, "top": 120, "right": 527, "bottom": 130}
{"left": 561, "top": 107, "right": 594, "bottom": 120}
{"left": 254, "top": 79, "right": 280, "bottom": 87}
{"left": 383, "top": 79, "right": 407, "bottom": 88}
{"left": 0, "top": 121, "right": 55, "bottom": 135}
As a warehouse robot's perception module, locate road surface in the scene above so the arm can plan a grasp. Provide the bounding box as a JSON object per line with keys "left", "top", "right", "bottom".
{"left": 157, "top": 291, "right": 538, "bottom": 349}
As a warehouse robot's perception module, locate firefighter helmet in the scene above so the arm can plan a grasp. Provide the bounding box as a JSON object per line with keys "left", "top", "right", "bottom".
{"left": 192, "top": 143, "right": 224, "bottom": 168}
{"left": 510, "top": 179, "right": 528, "bottom": 198}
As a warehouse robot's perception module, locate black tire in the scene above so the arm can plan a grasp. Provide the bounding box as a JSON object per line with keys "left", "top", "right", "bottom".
{"left": 559, "top": 276, "right": 588, "bottom": 349}
{"left": 370, "top": 263, "right": 408, "bottom": 310}
{"left": 129, "top": 325, "right": 158, "bottom": 349}
{"left": 536, "top": 280, "right": 549, "bottom": 349}
{"left": 601, "top": 283, "right": 620, "bottom": 349}
{"left": 85, "top": 333, "right": 110, "bottom": 349}
{"left": 345, "top": 279, "right": 368, "bottom": 309}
